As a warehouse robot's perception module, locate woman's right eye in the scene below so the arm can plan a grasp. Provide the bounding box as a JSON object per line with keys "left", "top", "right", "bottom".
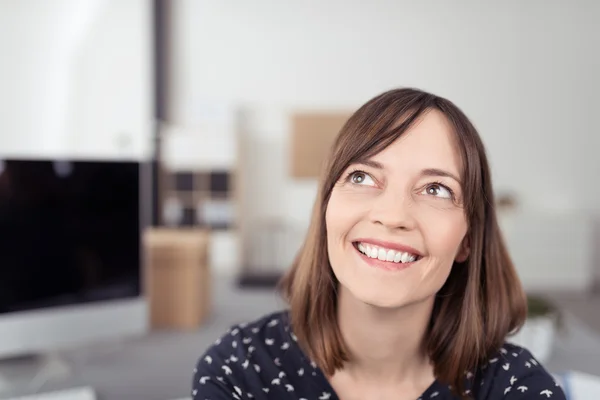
{"left": 348, "top": 171, "right": 376, "bottom": 186}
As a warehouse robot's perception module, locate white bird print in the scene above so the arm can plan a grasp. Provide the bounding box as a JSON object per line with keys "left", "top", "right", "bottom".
{"left": 489, "top": 358, "right": 498, "bottom": 363}
{"left": 502, "top": 363, "right": 510, "bottom": 371}
{"left": 232, "top": 340, "right": 238, "bottom": 348}
{"left": 510, "top": 376, "right": 517, "bottom": 385}
{"left": 232, "top": 393, "right": 240, "bottom": 400}
{"left": 192, "top": 389, "right": 197, "bottom": 396}
{"left": 234, "top": 386, "right": 242, "bottom": 395}
{"left": 274, "top": 358, "right": 281, "bottom": 366}
{"left": 262, "top": 388, "right": 269, "bottom": 393}
{"left": 216, "top": 376, "right": 225, "bottom": 382}
{"left": 285, "top": 384, "right": 294, "bottom": 392}
{"left": 530, "top": 358, "right": 538, "bottom": 366}
{"left": 248, "top": 346, "right": 256, "bottom": 353}
{"left": 222, "top": 365, "right": 232, "bottom": 375}
{"left": 279, "top": 371, "right": 286, "bottom": 378}
{"left": 248, "top": 393, "right": 254, "bottom": 398}
{"left": 512, "top": 352, "right": 519, "bottom": 357}
{"left": 231, "top": 328, "right": 240, "bottom": 336}
{"left": 265, "top": 338, "right": 275, "bottom": 345}
{"left": 525, "top": 361, "right": 532, "bottom": 368}
{"left": 464, "top": 390, "right": 471, "bottom": 395}
{"left": 252, "top": 327, "right": 260, "bottom": 334}
{"left": 319, "top": 392, "right": 331, "bottom": 400}
{"left": 215, "top": 338, "right": 222, "bottom": 345}
{"left": 204, "top": 355, "right": 212, "bottom": 364}
{"left": 298, "top": 368, "right": 304, "bottom": 376}
{"left": 268, "top": 319, "right": 279, "bottom": 327}
{"left": 310, "top": 361, "right": 317, "bottom": 368}
{"left": 242, "top": 359, "right": 249, "bottom": 369}
{"left": 239, "top": 322, "right": 248, "bottom": 328}
{"left": 199, "top": 376, "right": 210, "bottom": 384}
{"left": 230, "top": 355, "right": 238, "bottom": 362}
{"left": 500, "top": 348, "right": 508, "bottom": 354}
{"left": 517, "top": 386, "right": 528, "bottom": 393}
{"left": 540, "top": 390, "right": 553, "bottom": 398}
{"left": 466, "top": 371, "right": 474, "bottom": 379}
{"left": 504, "top": 387, "right": 511, "bottom": 395}
{"left": 430, "top": 392, "right": 439, "bottom": 398}
{"left": 271, "top": 378, "right": 281, "bottom": 385}
{"left": 254, "top": 364, "right": 260, "bottom": 373}
{"left": 243, "top": 337, "right": 252, "bottom": 344}
{"left": 290, "top": 332, "right": 298, "bottom": 341}
{"left": 281, "top": 342, "right": 290, "bottom": 350}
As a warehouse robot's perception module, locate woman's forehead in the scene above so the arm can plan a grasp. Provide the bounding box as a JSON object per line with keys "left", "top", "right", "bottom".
{"left": 366, "top": 110, "right": 464, "bottom": 176}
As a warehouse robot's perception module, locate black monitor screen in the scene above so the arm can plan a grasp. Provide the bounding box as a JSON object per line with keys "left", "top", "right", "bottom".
{"left": 0, "top": 159, "right": 141, "bottom": 314}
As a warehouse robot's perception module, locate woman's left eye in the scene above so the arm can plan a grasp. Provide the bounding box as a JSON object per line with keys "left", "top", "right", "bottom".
{"left": 422, "top": 183, "right": 453, "bottom": 199}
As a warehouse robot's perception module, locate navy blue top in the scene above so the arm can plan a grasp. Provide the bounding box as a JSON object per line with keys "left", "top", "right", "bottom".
{"left": 192, "top": 311, "right": 566, "bottom": 400}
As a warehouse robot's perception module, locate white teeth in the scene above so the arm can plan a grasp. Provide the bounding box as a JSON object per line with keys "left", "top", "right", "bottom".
{"left": 356, "top": 242, "right": 419, "bottom": 264}
{"left": 385, "top": 250, "right": 395, "bottom": 262}
{"left": 369, "top": 247, "right": 378, "bottom": 258}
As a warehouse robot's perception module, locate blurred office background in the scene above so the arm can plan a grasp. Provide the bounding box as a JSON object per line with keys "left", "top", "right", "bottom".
{"left": 0, "top": 1, "right": 599, "bottom": 399}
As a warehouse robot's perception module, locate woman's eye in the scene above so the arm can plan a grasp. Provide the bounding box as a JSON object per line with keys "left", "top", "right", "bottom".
{"left": 422, "top": 183, "right": 453, "bottom": 199}
{"left": 349, "top": 171, "right": 376, "bottom": 186}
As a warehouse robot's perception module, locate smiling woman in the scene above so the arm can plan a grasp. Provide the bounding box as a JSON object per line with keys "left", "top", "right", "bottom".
{"left": 192, "top": 88, "right": 566, "bottom": 400}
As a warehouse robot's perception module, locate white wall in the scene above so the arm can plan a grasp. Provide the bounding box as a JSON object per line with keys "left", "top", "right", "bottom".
{"left": 0, "top": 0, "right": 153, "bottom": 161}
{"left": 168, "top": 0, "right": 600, "bottom": 282}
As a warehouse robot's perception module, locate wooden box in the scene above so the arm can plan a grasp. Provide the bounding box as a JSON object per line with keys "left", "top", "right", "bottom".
{"left": 143, "top": 228, "right": 211, "bottom": 330}
{"left": 290, "top": 112, "right": 352, "bottom": 178}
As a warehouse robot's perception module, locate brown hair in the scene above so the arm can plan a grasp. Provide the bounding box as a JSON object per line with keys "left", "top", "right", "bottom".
{"left": 279, "top": 88, "right": 527, "bottom": 397}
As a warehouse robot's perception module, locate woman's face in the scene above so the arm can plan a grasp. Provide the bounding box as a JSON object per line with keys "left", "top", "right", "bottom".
{"left": 325, "top": 110, "right": 469, "bottom": 309}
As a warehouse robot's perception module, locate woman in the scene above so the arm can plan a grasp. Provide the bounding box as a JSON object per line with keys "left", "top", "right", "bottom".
{"left": 192, "top": 88, "right": 565, "bottom": 400}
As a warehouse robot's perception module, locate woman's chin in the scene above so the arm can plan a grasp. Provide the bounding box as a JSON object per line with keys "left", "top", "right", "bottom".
{"left": 343, "top": 282, "right": 413, "bottom": 310}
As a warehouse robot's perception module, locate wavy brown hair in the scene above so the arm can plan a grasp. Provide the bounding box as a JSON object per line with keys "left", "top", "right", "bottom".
{"left": 279, "top": 88, "right": 527, "bottom": 397}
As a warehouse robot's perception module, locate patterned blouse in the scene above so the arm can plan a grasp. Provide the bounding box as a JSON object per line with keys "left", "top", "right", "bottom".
{"left": 192, "top": 311, "right": 566, "bottom": 400}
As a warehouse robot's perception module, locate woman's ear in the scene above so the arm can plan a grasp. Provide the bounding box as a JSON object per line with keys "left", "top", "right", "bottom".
{"left": 455, "top": 236, "right": 470, "bottom": 263}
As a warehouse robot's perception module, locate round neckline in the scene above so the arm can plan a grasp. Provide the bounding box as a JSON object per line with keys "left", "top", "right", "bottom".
{"left": 312, "top": 366, "right": 449, "bottom": 400}
{"left": 280, "top": 311, "right": 451, "bottom": 399}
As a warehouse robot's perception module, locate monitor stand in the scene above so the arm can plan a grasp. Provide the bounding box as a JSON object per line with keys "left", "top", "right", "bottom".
{"left": 0, "top": 353, "right": 72, "bottom": 396}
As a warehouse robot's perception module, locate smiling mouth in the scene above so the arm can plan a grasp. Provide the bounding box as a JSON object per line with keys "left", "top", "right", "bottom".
{"left": 353, "top": 241, "right": 422, "bottom": 264}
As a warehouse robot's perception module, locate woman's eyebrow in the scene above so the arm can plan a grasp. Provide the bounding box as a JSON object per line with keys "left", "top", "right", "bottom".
{"left": 420, "top": 168, "right": 462, "bottom": 184}
{"left": 352, "top": 159, "right": 384, "bottom": 170}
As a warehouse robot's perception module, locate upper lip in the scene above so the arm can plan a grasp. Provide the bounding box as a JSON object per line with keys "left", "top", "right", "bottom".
{"left": 353, "top": 238, "right": 423, "bottom": 257}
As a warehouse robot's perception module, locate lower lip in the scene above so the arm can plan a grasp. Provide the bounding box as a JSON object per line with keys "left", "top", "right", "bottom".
{"left": 353, "top": 244, "right": 419, "bottom": 272}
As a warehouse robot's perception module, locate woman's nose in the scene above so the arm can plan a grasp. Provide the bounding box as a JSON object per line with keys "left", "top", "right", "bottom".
{"left": 369, "top": 189, "right": 417, "bottom": 231}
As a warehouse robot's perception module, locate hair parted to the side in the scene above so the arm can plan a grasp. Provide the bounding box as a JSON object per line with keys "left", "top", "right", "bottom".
{"left": 278, "top": 88, "right": 527, "bottom": 398}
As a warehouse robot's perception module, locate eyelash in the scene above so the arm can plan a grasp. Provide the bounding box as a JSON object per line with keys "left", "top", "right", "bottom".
{"left": 426, "top": 181, "right": 455, "bottom": 200}
{"left": 345, "top": 169, "right": 371, "bottom": 184}
{"left": 344, "top": 170, "right": 455, "bottom": 199}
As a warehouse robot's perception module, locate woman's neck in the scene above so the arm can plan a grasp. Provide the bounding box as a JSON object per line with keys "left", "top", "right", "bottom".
{"left": 336, "top": 285, "right": 436, "bottom": 384}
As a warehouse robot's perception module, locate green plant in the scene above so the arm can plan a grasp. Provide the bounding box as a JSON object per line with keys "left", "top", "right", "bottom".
{"left": 526, "top": 294, "right": 563, "bottom": 331}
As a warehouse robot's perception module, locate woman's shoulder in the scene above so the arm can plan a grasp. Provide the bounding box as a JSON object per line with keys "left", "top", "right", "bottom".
{"left": 195, "top": 309, "right": 291, "bottom": 367}
{"left": 471, "top": 342, "right": 566, "bottom": 399}
{"left": 191, "top": 309, "right": 310, "bottom": 399}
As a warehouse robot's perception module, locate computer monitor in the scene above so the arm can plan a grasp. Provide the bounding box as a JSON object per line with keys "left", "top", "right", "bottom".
{"left": 0, "top": 158, "right": 149, "bottom": 358}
